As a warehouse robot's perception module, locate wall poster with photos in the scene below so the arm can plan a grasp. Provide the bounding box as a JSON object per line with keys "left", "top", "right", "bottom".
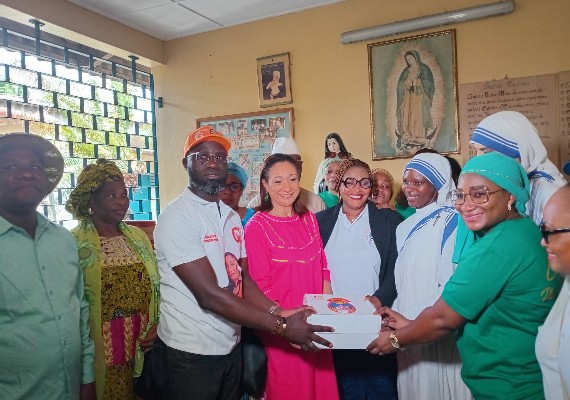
{"left": 197, "top": 108, "right": 294, "bottom": 205}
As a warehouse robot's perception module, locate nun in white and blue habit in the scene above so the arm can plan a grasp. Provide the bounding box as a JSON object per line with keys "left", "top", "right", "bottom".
{"left": 469, "top": 111, "right": 566, "bottom": 225}
{"left": 391, "top": 153, "right": 473, "bottom": 400}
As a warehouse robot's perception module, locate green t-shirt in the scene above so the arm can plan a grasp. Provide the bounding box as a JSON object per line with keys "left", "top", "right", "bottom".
{"left": 442, "top": 217, "right": 562, "bottom": 399}
{"left": 318, "top": 191, "right": 339, "bottom": 209}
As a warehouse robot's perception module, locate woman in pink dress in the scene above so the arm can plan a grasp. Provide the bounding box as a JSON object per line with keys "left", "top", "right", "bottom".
{"left": 244, "top": 153, "right": 339, "bottom": 400}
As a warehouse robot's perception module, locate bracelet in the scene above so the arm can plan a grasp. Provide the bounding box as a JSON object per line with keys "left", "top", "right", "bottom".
{"left": 268, "top": 305, "right": 282, "bottom": 315}
{"left": 271, "top": 317, "right": 284, "bottom": 335}
{"left": 279, "top": 318, "right": 287, "bottom": 338}
{"left": 390, "top": 331, "right": 407, "bottom": 351}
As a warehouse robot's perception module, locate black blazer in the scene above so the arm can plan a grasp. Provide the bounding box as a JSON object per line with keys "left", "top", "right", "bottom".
{"left": 315, "top": 202, "right": 402, "bottom": 307}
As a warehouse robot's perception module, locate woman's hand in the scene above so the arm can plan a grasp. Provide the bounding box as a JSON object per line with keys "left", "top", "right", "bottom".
{"left": 366, "top": 330, "right": 396, "bottom": 356}
{"left": 379, "top": 307, "right": 410, "bottom": 330}
{"left": 138, "top": 323, "right": 158, "bottom": 353}
{"left": 365, "top": 295, "right": 382, "bottom": 313}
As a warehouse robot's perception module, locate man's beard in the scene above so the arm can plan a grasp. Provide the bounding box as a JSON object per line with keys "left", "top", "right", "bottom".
{"left": 189, "top": 170, "right": 226, "bottom": 195}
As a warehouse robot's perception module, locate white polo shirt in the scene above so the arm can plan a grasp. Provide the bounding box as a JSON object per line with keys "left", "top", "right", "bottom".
{"left": 154, "top": 189, "right": 246, "bottom": 355}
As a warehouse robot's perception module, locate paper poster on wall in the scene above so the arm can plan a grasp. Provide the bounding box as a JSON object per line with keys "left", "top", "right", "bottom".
{"left": 197, "top": 108, "right": 294, "bottom": 205}
{"left": 558, "top": 71, "right": 570, "bottom": 166}
{"left": 459, "top": 74, "right": 559, "bottom": 166}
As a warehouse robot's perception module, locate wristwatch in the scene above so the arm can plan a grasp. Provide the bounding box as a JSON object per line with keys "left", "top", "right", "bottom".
{"left": 390, "top": 331, "right": 407, "bottom": 351}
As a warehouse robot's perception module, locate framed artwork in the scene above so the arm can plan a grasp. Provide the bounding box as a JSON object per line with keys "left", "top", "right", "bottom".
{"left": 257, "top": 52, "right": 292, "bottom": 108}
{"left": 368, "top": 29, "right": 459, "bottom": 160}
{"left": 197, "top": 108, "right": 294, "bottom": 205}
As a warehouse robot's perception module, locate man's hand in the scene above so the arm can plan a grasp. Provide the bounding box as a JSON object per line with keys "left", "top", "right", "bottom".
{"left": 80, "top": 382, "right": 96, "bottom": 400}
{"left": 283, "top": 310, "right": 334, "bottom": 351}
{"left": 279, "top": 305, "right": 315, "bottom": 318}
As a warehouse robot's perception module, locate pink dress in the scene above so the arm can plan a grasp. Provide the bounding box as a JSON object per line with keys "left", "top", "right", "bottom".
{"left": 244, "top": 211, "right": 339, "bottom": 400}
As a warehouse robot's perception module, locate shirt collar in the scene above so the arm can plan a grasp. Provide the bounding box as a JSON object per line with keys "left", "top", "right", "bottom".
{"left": 0, "top": 212, "right": 53, "bottom": 237}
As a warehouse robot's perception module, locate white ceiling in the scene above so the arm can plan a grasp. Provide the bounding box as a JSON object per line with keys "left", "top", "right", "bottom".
{"left": 66, "top": 0, "right": 344, "bottom": 41}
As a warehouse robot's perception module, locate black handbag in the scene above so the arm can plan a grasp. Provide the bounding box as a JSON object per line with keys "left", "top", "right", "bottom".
{"left": 241, "top": 327, "right": 268, "bottom": 397}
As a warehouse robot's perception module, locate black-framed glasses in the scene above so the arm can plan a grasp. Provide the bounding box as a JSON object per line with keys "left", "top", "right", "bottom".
{"left": 539, "top": 222, "right": 570, "bottom": 244}
{"left": 447, "top": 186, "right": 505, "bottom": 205}
{"left": 326, "top": 151, "right": 351, "bottom": 159}
{"left": 225, "top": 182, "right": 243, "bottom": 193}
{"left": 341, "top": 177, "right": 372, "bottom": 189}
{"left": 187, "top": 152, "right": 228, "bottom": 165}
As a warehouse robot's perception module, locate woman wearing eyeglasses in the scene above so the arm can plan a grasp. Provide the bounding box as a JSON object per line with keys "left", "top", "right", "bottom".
{"left": 368, "top": 152, "right": 562, "bottom": 400}
{"left": 219, "top": 162, "right": 255, "bottom": 226}
{"left": 536, "top": 183, "right": 570, "bottom": 399}
{"left": 315, "top": 158, "right": 402, "bottom": 400}
{"left": 387, "top": 153, "right": 472, "bottom": 400}
{"left": 313, "top": 132, "right": 351, "bottom": 194}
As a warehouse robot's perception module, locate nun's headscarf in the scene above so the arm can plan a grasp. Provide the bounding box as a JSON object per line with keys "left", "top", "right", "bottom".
{"left": 227, "top": 162, "right": 248, "bottom": 187}
{"left": 470, "top": 111, "right": 566, "bottom": 186}
{"left": 65, "top": 158, "right": 124, "bottom": 220}
{"left": 404, "top": 153, "right": 455, "bottom": 206}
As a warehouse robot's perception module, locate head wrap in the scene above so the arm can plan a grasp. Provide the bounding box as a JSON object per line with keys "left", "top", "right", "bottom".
{"left": 452, "top": 152, "right": 531, "bottom": 264}
{"left": 272, "top": 137, "right": 300, "bottom": 155}
{"left": 332, "top": 158, "right": 372, "bottom": 194}
{"left": 404, "top": 153, "right": 455, "bottom": 205}
{"left": 313, "top": 156, "right": 343, "bottom": 192}
{"left": 460, "top": 152, "right": 530, "bottom": 215}
{"left": 371, "top": 168, "right": 394, "bottom": 184}
{"left": 470, "top": 111, "right": 565, "bottom": 185}
{"left": 0, "top": 132, "right": 64, "bottom": 195}
{"left": 65, "top": 158, "right": 124, "bottom": 220}
{"left": 227, "top": 162, "right": 248, "bottom": 187}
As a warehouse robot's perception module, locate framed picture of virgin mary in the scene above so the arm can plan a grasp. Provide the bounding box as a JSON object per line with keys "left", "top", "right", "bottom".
{"left": 368, "top": 29, "right": 459, "bottom": 159}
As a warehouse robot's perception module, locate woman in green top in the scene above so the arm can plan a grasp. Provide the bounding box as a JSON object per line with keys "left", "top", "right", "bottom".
{"left": 66, "top": 159, "right": 160, "bottom": 400}
{"left": 367, "top": 152, "right": 562, "bottom": 399}
{"left": 317, "top": 156, "right": 343, "bottom": 208}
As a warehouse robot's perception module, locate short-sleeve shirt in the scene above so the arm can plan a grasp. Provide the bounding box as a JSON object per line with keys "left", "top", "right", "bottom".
{"left": 154, "top": 189, "right": 246, "bottom": 355}
{"left": 443, "top": 217, "right": 562, "bottom": 399}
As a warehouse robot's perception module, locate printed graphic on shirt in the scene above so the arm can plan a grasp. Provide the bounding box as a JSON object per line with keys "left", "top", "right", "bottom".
{"left": 232, "top": 226, "right": 241, "bottom": 244}
{"left": 203, "top": 234, "right": 219, "bottom": 243}
{"left": 224, "top": 252, "right": 243, "bottom": 298}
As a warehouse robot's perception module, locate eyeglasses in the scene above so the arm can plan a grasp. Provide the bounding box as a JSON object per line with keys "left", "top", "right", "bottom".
{"left": 225, "top": 182, "right": 243, "bottom": 193}
{"left": 187, "top": 152, "right": 228, "bottom": 165}
{"left": 326, "top": 151, "right": 351, "bottom": 159}
{"left": 341, "top": 177, "right": 372, "bottom": 189}
{"left": 539, "top": 222, "right": 570, "bottom": 244}
{"left": 447, "top": 186, "right": 505, "bottom": 206}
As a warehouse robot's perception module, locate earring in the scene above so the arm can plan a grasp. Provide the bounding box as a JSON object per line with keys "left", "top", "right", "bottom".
{"left": 88, "top": 207, "right": 94, "bottom": 215}
{"left": 507, "top": 203, "right": 512, "bottom": 211}
{"left": 264, "top": 194, "right": 269, "bottom": 202}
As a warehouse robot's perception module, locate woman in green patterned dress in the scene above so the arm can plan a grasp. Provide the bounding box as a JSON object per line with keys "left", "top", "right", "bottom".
{"left": 66, "top": 159, "right": 160, "bottom": 400}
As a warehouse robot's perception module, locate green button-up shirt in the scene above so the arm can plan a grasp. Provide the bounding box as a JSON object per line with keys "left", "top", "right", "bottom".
{"left": 0, "top": 213, "right": 95, "bottom": 399}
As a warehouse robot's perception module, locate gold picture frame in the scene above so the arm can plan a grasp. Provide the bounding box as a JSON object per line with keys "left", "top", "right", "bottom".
{"left": 257, "top": 52, "right": 292, "bottom": 108}
{"left": 197, "top": 108, "right": 294, "bottom": 204}
{"left": 368, "top": 29, "right": 459, "bottom": 160}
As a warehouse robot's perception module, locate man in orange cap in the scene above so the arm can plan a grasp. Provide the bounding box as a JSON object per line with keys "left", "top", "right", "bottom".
{"left": 153, "top": 126, "right": 333, "bottom": 399}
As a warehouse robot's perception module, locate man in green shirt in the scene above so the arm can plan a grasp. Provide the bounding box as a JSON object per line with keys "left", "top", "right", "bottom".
{"left": 0, "top": 133, "right": 96, "bottom": 399}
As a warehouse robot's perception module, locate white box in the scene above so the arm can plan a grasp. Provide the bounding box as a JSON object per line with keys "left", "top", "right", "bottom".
{"left": 303, "top": 294, "right": 381, "bottom": 349}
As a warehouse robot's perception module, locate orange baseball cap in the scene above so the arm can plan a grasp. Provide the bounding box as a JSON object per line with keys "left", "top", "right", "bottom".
{"left": 183, "top": 126, "right": 231, "bottom": 157}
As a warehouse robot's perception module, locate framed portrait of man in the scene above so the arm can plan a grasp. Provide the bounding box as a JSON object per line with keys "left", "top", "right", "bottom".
{"left": 368, "top": 29, "right": 459, "bottom": 159}
{"left": 257, "top": 53, "right": 292, "bottom": 108}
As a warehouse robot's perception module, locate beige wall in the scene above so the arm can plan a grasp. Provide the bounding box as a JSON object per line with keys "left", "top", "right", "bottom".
{"left": 153, "top": 0, "right": 570, "bottom": 204}
{"left": 4, "top": 0, "right": 570, "bottom": 204}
